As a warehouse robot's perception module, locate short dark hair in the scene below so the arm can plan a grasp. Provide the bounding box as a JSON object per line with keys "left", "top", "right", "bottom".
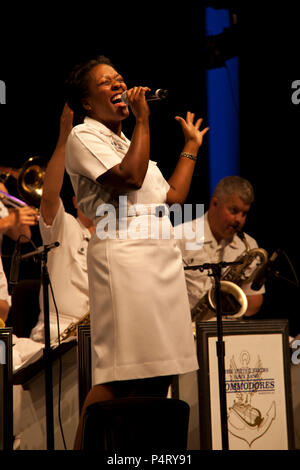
{"left": 65, "top": 55, "right": 114, "bottom": 121}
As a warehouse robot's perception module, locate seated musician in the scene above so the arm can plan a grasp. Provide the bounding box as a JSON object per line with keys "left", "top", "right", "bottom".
{"left": 0, "top": 177, "right": 39, "bottom": 333}
{"left": 177, "top": 176, "right": 265, "bottom": 321}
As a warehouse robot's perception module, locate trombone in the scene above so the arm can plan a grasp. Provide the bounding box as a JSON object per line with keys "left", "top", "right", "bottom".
{"left": 0, "top": 156, "right": 45, "bottom": 208}
{"left": 0, "top": 190, "right": 28, "bottom": 208}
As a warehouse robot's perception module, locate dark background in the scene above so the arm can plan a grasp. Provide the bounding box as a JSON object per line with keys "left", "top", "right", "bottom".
{"left": 1, "top": 4, "right": 300, "bottom": 336}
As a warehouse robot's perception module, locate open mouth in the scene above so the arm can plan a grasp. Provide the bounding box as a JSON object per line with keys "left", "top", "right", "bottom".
{"left": 111, "top": 94, "right": 124, "bottom": 105}
{"left": 229, "top": 224, "right": 240, "bottom": 233}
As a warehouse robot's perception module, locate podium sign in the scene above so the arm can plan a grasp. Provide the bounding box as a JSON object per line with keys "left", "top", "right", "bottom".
{"left": 196, "top": 319, "right": 295, "bottom": 450}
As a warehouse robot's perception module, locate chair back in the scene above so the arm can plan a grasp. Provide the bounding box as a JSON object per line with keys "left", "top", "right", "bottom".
{"left": 81, "top": 396, "right": 190, "bottom": 451}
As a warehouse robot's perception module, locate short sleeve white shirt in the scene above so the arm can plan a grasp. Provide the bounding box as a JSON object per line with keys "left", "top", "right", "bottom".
{"left": 30, "top": 199, "right": 91, "bottom": 342}
{"left": 178, "top": 212, "right": 265, "bottom": 309}
{"left": 65, "top": 117, "right": 170, "bottom": 222}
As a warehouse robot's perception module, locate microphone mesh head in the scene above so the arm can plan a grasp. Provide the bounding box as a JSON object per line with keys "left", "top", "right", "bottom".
{"left": 121, "top": 91, "right": 129, "bottom": 105}
{"left": 121, "top": 89, "right": 168, "bottom": 104}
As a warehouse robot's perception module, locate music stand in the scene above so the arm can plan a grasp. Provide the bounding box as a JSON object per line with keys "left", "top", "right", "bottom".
{"left": 18, "top": 242, "right": 59, "bottom": 450}
{"left": 185, "top": 259, "right": 242, "bottom": 450}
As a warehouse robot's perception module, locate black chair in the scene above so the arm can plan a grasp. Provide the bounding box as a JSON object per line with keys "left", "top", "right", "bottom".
{"left": 81, "top": 396, "right": 190, "bottom": 451}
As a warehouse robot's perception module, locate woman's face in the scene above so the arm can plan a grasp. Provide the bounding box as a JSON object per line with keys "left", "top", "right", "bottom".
{"left": 83, "top": 64, "right": 129, "bottom": 130}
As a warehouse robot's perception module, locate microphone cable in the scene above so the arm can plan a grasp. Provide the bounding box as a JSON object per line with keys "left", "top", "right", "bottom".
{"left": 279, "top": 249, "right": 300, "bottom": 287}
{"left": 48, "top": 277, "right": 67, "bottom": 450}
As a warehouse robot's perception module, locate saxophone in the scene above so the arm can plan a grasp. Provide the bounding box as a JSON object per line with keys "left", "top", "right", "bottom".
{"left": 56, "top": 312, "right": 90, "bottom": 343}
{"left": 191, "top": 232, "right": 268, "bottom": 322}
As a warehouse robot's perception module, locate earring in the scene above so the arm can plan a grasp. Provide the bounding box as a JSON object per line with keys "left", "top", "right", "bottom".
{"left": 83, "top": 102, "right": 92, "bottom": 111}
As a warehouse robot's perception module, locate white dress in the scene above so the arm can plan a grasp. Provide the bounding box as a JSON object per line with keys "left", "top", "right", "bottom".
{"left": 66, "top": 117, "right": 198, "bottom": 385}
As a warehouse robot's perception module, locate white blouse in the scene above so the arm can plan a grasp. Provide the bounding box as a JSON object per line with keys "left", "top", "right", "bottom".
{"left": 65, "top": 117, "right": 170, "bottom": 223}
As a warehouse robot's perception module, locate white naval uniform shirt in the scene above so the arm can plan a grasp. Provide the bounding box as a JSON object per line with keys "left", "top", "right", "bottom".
{"left": 30, "top": 199, "right": 91, "bottom": 343}
{"left": 178, "top": 212, "right": 265, "bottom": 310}
{"left": 65, "top": 116, "right": 170, "bottom": 222}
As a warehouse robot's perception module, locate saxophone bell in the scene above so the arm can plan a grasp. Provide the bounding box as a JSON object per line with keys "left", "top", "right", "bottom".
{"left": 207, "top": 280, "right": 248, "bottom": 319}
{"left": 191, "top": 231, "right": 268, "bottom": 322}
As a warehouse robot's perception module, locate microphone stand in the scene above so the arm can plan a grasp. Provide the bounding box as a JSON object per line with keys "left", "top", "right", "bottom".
{"left": 41, "top": 247, "right": 54, "bottom": 451}
{"left": 20, "top": 242, "right": 59, "bottom": 450}
{"left": 185, "top": 259, "right": 243, "bottom": 450}
{"left": 209, "top": 261, "right": 229, "bottom": 451}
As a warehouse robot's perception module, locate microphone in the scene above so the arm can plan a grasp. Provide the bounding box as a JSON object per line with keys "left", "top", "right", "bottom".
{"left": 251, "top": 249, "right": 280, "bottom": 291}
{"left": 121, "top": 89, "right": 168, "bottom": 105}
{"left": 20, "top": 241, "right": 60, "bottom": 260}
{"left": 9, "top": 239, "right": 21, "bottom": 294}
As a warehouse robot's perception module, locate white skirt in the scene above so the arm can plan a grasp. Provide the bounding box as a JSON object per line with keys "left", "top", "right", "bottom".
{"left": 87, "top": 215, "right": 198, "bottom": 385}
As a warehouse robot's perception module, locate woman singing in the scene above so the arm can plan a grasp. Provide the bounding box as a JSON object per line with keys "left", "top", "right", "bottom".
{"left": 65, "top": 55, "right": 208, "bottom": 448}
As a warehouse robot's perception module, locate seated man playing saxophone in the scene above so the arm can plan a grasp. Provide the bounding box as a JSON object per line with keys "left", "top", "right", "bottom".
{"left": 30, "top": 104, "right": 94, "bottom": 344}
{"left": 177, "top": 176, "right": 265, "bottom": 321}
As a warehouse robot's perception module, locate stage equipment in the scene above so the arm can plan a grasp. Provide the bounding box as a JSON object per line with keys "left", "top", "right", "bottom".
{"left": 187, "top": 259, "right": 241, "bottom": 449}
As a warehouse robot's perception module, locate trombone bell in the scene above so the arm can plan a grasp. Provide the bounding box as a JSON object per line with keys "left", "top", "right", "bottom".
{"left": 0, "top": 156, "right": 45, "bottom": 208}
{"left": 17, "top": 156, "right": 45, "bottom": 207}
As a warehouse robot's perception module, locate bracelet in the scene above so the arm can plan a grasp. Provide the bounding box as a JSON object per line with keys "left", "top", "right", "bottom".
{"left": 180, "top": 152, "right": 197, "bottom": 161}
